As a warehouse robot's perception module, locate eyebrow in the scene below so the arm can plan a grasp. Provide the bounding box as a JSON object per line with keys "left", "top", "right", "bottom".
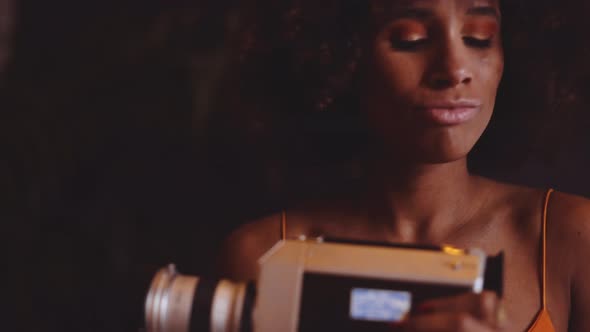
{"left": 466, "top": 6, "right": 501, "bottom": 21}
{"left": 391, "top": 7, "right": 434, "bottom": 20}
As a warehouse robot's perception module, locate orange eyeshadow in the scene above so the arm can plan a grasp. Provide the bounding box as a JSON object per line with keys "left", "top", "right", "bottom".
{"left": 389, "top": 20, "right": 428, "bottom": 41}
{"left": 463, "top": 19, "right": 499, "bottom": 39}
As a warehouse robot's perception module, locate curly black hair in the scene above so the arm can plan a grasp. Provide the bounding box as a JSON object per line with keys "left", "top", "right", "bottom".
{"left": 208, "top": 0, "right": 590, "bottom": 200}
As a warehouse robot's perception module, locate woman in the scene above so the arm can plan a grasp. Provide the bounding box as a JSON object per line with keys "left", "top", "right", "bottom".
{"left": 215, "top": 0, "right": 590, "bottom": 330}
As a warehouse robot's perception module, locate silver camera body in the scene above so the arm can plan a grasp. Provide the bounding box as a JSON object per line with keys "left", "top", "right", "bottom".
{"left": 145, "top": 238, "right": 502, "bottom": 332}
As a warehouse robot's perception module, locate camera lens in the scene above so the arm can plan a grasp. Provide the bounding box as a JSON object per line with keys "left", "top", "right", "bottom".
{"left": 145, "top": 265, "right": 254, "bottom": 332}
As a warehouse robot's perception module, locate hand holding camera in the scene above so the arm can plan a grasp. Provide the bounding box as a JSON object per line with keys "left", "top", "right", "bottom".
{"left": 399, "top": 291, "right": 507, "bottom": 331}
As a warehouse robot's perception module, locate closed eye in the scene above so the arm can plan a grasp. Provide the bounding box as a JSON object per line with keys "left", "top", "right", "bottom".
{"left": 463, "top": 36, "right": 493, "bottom": 49}
{"left": 391, "top": 38, "right": 429, "bottom": 51}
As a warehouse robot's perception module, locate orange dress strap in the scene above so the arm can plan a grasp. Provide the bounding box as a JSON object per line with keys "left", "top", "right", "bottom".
{"left": 541, "top": 188, "right": 553, "bottom": 309}
{"left": 528, "top": 188, "right": 556, "bottom": 332}
{"left": 280, "top": 209, "right": 287, "bottom": 240}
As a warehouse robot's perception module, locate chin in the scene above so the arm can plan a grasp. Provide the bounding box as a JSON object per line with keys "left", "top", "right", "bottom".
{"left": 414, "top": 148, "right": 471, "bottom": 165}
{"left": 403, "top": 129, "right": 481, "bottom": 165}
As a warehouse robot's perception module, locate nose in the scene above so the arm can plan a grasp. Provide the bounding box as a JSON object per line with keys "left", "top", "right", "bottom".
{"left": 425, "top": 40, "right": 473, "bottom": 89}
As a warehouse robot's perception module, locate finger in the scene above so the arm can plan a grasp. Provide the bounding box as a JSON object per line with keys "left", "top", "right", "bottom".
{"left": 416, "top": 291, "right": 502, "bottom": 327}
{"left": 403, "top": 312, "right": 497, "bottom": 332}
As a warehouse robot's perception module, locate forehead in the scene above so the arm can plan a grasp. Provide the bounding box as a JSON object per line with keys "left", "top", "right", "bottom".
{"left": 370, "top": 0, "right": 500, "bottom": 19}
{"left": 370, "top": 0, "right": 502, "bottom": 28}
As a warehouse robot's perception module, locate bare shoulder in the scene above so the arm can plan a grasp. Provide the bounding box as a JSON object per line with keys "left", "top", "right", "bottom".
{"left": 474, "top": 179, "right": 588, "bottom": 250}
{"left": 546, "top": 190, "right": 590, "bottom": 264}
{"left": 546, "top": 191, "right": 590, "bottom": 331}
{"left": 547, "top": 190, "right": 590, "bottom": 225}
{"left": 474, "top": 178, "right": 545, "bottom": 230}
{"left": 489, "top": 181, "right": 590, "bottom": 247}
{"left": 482, "top": 180, "right": 590, "bottom": 329}
{"left": 215, "top": 212, "right": 283, "bottom": 281}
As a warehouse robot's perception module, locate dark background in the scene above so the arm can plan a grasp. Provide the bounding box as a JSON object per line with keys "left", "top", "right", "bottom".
{"left": 2, "top": 1, "right": 589, "bottom": 331}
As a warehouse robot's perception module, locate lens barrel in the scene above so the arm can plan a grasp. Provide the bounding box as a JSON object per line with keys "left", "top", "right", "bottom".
{"left": 145, "top": 265, "right": 254, "bottom": 332}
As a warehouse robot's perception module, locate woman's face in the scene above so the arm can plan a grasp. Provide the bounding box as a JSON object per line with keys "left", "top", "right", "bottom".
{"left": 361, "top": 0, "right": 504, "bottom": 164}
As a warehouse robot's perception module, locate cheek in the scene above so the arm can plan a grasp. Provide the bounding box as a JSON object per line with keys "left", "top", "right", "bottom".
{"left": 479, "top": 52, "right": 504, "bottom": 97}
{"left": 369, "top": 43, "right": 425, "bottom": 100}
{"left": 364, "top": 49, "right": 425, "bottom": 134}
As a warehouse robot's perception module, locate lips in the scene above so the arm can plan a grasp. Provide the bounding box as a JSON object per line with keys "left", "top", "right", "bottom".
{"left": 415, "top": 100, "right": 482, "bottom": 126}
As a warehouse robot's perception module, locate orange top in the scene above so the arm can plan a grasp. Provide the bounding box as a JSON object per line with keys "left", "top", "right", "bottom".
{"left": 527, "top": 188, "right": 556, "bottom": 332}
{"left": 280, "top": 209, "right": 287, "bottom": 240}
{"left": 279, "top": 189, "right": 556, "bottom": 331}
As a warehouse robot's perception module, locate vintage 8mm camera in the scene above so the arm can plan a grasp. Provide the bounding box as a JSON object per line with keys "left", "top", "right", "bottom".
{"left": 144, "top": 238, "right": 503, "bottom": 332}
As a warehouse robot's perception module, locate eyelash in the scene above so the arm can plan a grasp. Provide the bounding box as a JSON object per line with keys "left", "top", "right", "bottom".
{"left": 391, "top": 38, "right": 429, "bottom": 51}
{"left": 463, "top": 36, "right": 494, "bottom": 48}
{"left": 391, "top": 36, "right": 494, "bottom": 51}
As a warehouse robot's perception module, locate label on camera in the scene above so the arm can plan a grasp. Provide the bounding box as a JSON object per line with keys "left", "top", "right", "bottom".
{"left": 349, "top": 288, "right": 412, "bottom": 322}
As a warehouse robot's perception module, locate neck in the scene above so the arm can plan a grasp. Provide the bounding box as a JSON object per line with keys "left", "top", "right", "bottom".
{"left": 366, "top": 157, "right": 483, "bottom": 243}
